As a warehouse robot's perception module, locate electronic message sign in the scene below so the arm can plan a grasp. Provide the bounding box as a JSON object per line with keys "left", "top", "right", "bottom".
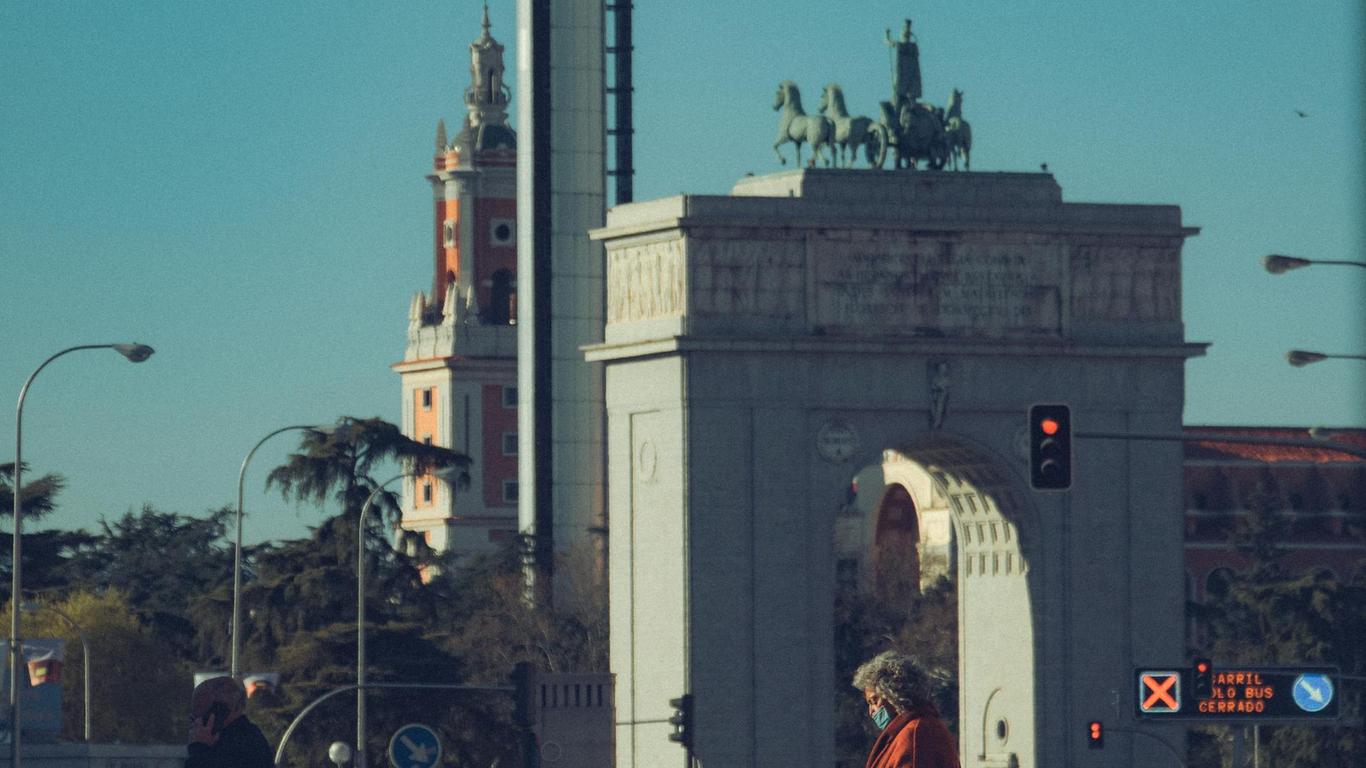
{"left": 1136, "top": 666, "right": 1339, "bottom": 721}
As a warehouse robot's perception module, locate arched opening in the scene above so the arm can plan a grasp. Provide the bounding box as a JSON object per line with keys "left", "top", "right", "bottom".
{"left": 873, "top": 484, "right": 921, "bottom": 600}
{"left": 834, "top": 438, "right": 1036, "bottom": 768}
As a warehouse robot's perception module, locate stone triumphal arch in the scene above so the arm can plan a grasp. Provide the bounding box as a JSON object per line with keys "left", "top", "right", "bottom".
{"left": 589, "top": 170, "right": 1204, "bottom": 767}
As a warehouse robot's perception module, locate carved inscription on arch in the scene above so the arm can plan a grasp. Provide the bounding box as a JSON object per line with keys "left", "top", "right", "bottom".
{"left": 810, "top": 239, "right": 1065, "bottom": 337}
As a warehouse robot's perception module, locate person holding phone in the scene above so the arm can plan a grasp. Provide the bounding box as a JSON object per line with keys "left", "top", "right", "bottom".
{"left": 852, "top": 651, "right": 960, "bottom": 768}
{"left": 187, "top": 676, "right": 273, "bottom": 768}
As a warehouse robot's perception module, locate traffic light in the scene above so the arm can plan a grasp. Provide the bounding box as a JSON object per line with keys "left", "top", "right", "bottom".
{"left": 1029, "top": 404, "right": 1072, "bottom": 490}
{"left": 668, "top": 694, "right": 694, "bottom": 751}
{"left": 1087, "top": 720, "right": 1104, "bottom": 749}
{"left": 1193, "top": 658, "right": 1213, "bottom": 699}
{"left": 512, "top": 662, "right": 538, "bottom": 727}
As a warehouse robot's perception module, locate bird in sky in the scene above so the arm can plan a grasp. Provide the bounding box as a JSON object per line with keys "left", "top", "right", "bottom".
{"left": 1294, "top": 109, "right": 1310, "bottom": 118}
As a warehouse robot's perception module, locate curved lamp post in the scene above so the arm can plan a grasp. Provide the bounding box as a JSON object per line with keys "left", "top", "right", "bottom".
{"left": 1263, "top": 254, "right": 1366, "bottom": 274}
{"left": 1286, "top": 350, "right": 1366, "bottom": 367}
{"left": 19, "top": 602, "right": 90, "bottom": 741}
{"left": 11, "top": 343, "right": 153, "bottom": 768}
{"left": 232, "top": 423, "right": 340, "bottom": 679}
{"left": 355, "top": 466, "right": 462, "bottom": 768}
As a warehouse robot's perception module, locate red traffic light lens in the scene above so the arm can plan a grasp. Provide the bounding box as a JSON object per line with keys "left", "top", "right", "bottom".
{"left": 1089, "top": 722, "right": 1101, "bottom": 738}
{"left": 1196, "top": 662, "right": 1209, "bottom": 673}
{"left": 1040, "top": 418, "right": 1060, "bottom": 436}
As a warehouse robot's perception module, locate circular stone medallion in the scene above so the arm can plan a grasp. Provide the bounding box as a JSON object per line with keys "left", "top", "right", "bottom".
{"left": 816, "top": 419, "right": 859, "bottom": 464}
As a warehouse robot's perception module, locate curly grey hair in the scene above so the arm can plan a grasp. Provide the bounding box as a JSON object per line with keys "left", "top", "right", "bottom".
{"left": 851, "top": 650, "right": 931, "bottom": 713}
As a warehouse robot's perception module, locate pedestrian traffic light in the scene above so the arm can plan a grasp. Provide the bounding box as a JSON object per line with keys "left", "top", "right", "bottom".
{"left": 668, "top": 694, "right": 694, "bottom": 751}
{"left": 512, "top": 661, "right": 537, "bottom": 727}
{"left": 1193, "top": 658, "right": 1213, "bottom": 699}
{"left": 1029, "top": 404, "right": 1072, "bottom": 490}
{"left": 1087, "top": 720, "right": 1104, "bottom": 749}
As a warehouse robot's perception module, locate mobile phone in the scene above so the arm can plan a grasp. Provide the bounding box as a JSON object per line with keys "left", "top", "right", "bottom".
{"left": 201, "top": 702, "right": 229, "bottom": 735}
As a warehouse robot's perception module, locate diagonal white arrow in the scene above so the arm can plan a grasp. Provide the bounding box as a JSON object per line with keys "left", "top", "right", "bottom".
{"left": 1298, "top": 678, "right": 1324, "bottom": 703}
{"left": 400, "top": 734, "right": 433, "bottom": 764}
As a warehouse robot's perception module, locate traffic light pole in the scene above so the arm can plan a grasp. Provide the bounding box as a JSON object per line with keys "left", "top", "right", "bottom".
{"left": 1100, "top": 726, "right": 1188, "bottom": 768}
{"left": 1075, "top": 430, "right": 1366, "bottom": 460}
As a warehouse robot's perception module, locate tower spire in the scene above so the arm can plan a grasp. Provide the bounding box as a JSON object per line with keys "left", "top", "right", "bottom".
{"left": 459, "top": 3, "right": 515, "bottom": 149}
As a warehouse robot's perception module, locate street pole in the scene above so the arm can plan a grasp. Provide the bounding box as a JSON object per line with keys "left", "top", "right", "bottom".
{"left": 10, "top": 343, "right": 152, "bottom": 768}
{"left": 20, "top": 603, "right": 90, "bottom": 741}
{"left": 355, "top": 474, "right": 403, "bottom": 768}
{"left": 234, "top": 424, "right": 335, "bottom": 678}
{"left": 355, "top": 467, "right": 461, "bottom": 768}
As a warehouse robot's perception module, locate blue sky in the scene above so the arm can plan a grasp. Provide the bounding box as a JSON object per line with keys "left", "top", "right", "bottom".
{"left": 2, "top": 1, "right": 1362, "bottom": 544}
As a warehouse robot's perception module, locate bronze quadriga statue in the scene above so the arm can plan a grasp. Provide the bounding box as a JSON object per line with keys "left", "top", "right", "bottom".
{"left": 771, "top": 18, "right": 973, "bottom": 172}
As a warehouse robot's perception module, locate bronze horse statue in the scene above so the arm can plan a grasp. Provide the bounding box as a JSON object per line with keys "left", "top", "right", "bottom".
{"left": 818, "top": 83, "right": 885, "bottom": 168}
{"left": 773, "top": 81, "right": 834, "bottom": 167}
{"left": 945, "top": 88, "right": 972, "bottom": 171}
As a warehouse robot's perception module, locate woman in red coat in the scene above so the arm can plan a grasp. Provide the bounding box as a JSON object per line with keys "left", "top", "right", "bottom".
{"left": 853, "top": 651, "right": 961, "bottom": 768}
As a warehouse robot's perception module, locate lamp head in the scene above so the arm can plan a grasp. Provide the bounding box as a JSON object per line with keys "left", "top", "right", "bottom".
{"left": 113, "top": 343, "right": 155, "bottom": 363}
{"left": 327, "top": 742, "right": 353, "bottom": 767}
{"left": 432, "top": 465, "right": 468, "bottom": 486}
{"left": 1287, "top": 350, "right": 1327, "bottom": 367}
{"left": 1262, "top": 254, "right": 1312, "bottom": 274}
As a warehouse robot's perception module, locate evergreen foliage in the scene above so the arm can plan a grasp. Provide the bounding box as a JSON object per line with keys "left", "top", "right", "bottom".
{"left": 1188, "top": 480, "right": 1366, "bottom": 767}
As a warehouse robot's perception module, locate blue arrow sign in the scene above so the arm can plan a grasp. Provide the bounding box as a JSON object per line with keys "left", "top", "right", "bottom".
{"left": 1292, "top": 674, "right": 1334, "bottom": 713}
{"left": 388, "top": 723, "right": 442, "bottom": 768}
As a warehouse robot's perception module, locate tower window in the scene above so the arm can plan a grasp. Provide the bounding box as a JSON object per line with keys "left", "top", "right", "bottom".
{"left": 502, "top": 385, "right": 517, "bottom": 408}
{"left": 502, "top": 480, "right": 519, "bottom": 503}
{"left": 422, "top": 388, "right": 433, "bottom": 409}
{"left": 422, "top": 483, "right": 433, "bottom": 503}
{"left": 423, "top": 435, "right": 433, "bottom": 446}
{"left": 502, "top": 432, "right": 518, "bottom": 456}
{"left": 490, "top": 218, "right": 515, "bottom": 246}
{"left": 443, "top": 219, "right": 457, "bottom": 248}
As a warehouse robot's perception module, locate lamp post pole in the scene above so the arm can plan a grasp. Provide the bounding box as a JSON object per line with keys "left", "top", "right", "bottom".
{"left": 20, "top": 602, "right": 90, "bottom": 741}
{"left": 10, "top": 343, "right": 153, "bottom": 767}
{"left": 355, "top": 467, "right": 459, "bottom": 768}
{"left": 233, "top": 423, "right": 335, "bottom": 679}
{"left": 355, "top": 473, "right": 402, "bottom": 768}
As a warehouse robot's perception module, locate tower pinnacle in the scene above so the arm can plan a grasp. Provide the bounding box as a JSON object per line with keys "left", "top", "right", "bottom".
{"left": 458, "top": 4, "right": 515, "bottom": 150}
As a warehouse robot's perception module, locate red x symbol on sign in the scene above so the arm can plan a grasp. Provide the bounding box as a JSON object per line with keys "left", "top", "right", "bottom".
{"left": 1139, "top": 672, "right": 1181, "bottom": 713}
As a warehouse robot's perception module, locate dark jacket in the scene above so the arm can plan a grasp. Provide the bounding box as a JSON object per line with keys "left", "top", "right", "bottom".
{"left": 186, "top": 715, "right": 274, "bottom": 768}
{"left": 864, "top": 704, "right": 960, "bottom": 768}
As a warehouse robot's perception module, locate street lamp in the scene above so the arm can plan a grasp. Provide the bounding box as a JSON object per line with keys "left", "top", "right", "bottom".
{"left": 19, "top": 602, "right": 89, "bottom": 741}
{"left": 10, "top": 342, "right": 152, "bottom": 768}
{"left": 1262, "top": 254, "right": 1366, "bottom": 273}
{"left": 355, "top": 466, "right": 462, "bottom": 768}
{"left": 232, "top": 422, "right": 341, "bottom": 679}
{"left": 1286, "top": 350, "right": 1366, "bottom": 367}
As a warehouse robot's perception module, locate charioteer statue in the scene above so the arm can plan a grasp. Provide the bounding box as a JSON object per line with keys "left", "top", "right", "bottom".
{"left": 885, "top": 19, "right": 922, "bottom": 114}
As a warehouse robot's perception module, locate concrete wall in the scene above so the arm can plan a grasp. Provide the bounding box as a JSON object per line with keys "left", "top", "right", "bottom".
{"left": 0, "top": 744, "right": 184, "bottom": 768}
